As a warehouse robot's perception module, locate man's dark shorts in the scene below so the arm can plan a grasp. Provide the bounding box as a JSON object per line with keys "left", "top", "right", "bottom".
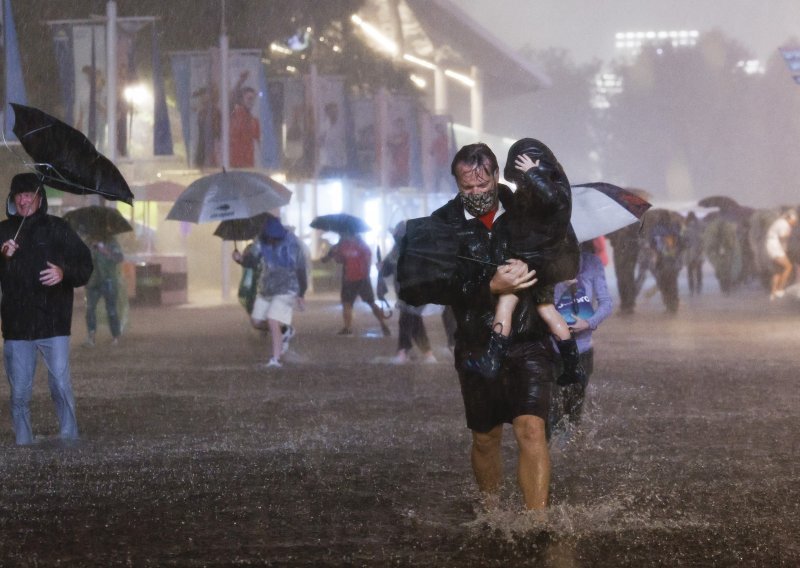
{"left": 341, "top": 278, "right": 375, "bottom": 304}
{"left": 455, "top": 339, "right": 556, "bottom": 433}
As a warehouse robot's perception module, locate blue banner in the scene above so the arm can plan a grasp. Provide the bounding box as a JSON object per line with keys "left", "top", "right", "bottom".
{"left": 3, "top": 0, "right": 27, "bottom": 140}
{"left": 169, "top": 53, "right": 193, "bottom": 165}
{"left": 51, "top": 24, "right": 75, "bottom": 127}
{"left": 151, "top": 27, "right": 173, "bottom": 155}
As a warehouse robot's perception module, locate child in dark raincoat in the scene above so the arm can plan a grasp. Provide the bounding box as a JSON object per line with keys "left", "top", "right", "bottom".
{"left": 465, "top": 138, "right": 584, "bottom": 384}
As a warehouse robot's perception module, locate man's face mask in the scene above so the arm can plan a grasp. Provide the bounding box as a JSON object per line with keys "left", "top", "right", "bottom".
{"left": 461, "top": 187, "right": 498, "bottom": 217}
{"left": 455, "top": 163, "right": 499, "bottom": 217}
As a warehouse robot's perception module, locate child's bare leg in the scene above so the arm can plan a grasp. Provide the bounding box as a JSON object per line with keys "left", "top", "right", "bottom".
{"left": 539, "top": 302, "right": 587, "bottom": 388}
{"left": 493, "top": 293, "right": 518, "bottom": 337}
{"left": 537, "top": 303, "right": 571, "bottom": 341}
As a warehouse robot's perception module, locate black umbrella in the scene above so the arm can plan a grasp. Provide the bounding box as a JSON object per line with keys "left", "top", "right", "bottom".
{"left": 396, "top": 216, "right": 497, "bottom": 307}
{"left": 698, "top": 195, "right": 740, "bottom": 212}
{"left": 213, "top": 212, "right": 272, "bottom": 242}
{"left": 63, "top": 206, "right": 133, "bottom": 240}
{"left": 10, "top": 103, "right": 133, "bottom": 205}
{"left": 310, "top": 213, "right": 370, "bottom": 234}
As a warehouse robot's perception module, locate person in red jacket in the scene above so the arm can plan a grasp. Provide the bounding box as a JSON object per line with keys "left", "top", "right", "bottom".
{"left": 324, "top": 232, "right": 391, "bottom": 336}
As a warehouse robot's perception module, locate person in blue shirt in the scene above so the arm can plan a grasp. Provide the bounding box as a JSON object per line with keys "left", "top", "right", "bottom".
{"left": 551, "top": 241, "right": 614, "bottom": 428}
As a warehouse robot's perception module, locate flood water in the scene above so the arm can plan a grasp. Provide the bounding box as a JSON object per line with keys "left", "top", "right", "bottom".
{"left": 0, "top": 285, "right": 797, "bottom": 566}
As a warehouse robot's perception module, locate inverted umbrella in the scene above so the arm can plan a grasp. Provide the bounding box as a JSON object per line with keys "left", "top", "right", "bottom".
{"left": 10, "top": 103, "right": 133, "bottom": 204}
{"left": 63, "top": 206, "right": 133, "bottom": 240}
{"left": 167, "top": 171, "right": 291, "bottom": 223}
{"left": 310, "top": 213, "right": 370, "bottom": 234}
{"left": 213, "top": 212, "right": 272, "bottom": 242}
{"left": 570, "top": 182, "right": 652, "bottom": 243}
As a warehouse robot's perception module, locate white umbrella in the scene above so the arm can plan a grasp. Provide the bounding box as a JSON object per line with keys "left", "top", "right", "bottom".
{"left": 570, "top": 182, "right": 651, "bottom": 243}
{"left": 166, "top": 171, "right": 291, "bottom": 223}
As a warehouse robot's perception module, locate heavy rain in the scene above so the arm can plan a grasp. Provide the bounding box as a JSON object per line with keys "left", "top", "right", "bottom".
{"left": 0, "top": 1, "right": 798, "bottom": 566}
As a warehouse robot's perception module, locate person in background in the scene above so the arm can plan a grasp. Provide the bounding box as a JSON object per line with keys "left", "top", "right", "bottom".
{"left": 84, "top": 235, "right": 124, "bottom": 346}
{"left": 764, "top": 208, "right": 798, "bottom": 301}
{"left": 607, "top": 222, "right": 642, "bottom": 316}
{"left": 682, "top": 211, "right": 705, "bottom": 296}
{"left": 0, "top": 173, "right": 93, "bottom": 445}
{"left": 551, "top": 240, "right": 613, "bottom": 430}
{"left": 324, "top": 230, "right": 391, "bottom": 337}
{"left": 233, "top": 215, "right": 306, "bottom": 368}
{"left": 379, "top": 221, "right": 437, "bottom": 364}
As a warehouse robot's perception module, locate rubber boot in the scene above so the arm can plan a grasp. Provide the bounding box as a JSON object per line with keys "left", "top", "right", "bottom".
{"left": 463, "top": 330, "right": 511, "bottom": 380}
{"left": 556, "top": 338, "right": 587, "bottom": 386}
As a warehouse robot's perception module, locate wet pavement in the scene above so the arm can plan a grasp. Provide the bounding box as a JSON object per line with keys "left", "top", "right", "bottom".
{"left": 0, "top": 286, "right": 798, "bottom": 566}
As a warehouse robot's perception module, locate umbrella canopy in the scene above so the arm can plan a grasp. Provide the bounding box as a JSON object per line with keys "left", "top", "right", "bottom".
{"left": 63, "top": 206, "right": 133, "bottom": 240}
{"left": 698, "top": 195, "right": 741, "bottom": 212}
{"left": 10, "top": 103, "right": 133, "bottom": 205}
{"left": 570, "top": 182, "right": 652, "bottom": 243}
{"left": 167, "top": 171, "right": 291, "bottom": 223}
{"left": 213, "top": 212, "right": 272, "bottom": 241}
{"left": 310, "top": 213, "right": 370, "bottom": 234}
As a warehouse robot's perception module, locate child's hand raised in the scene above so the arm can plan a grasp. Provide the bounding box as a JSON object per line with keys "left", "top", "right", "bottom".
{"left": 514, "top": 154, "right": 540, "bottom": 173}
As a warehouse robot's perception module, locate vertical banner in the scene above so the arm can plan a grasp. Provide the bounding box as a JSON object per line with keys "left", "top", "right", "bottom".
{"left": 386, "top": 95, "right": 422, "bottom": 188}
{"left": 51, "top": 25, "right": 75, "bottom": 127}
{"left": 282, "top": 76, "right": 312, "bottom": 179}
{"left": 168, "top": 52, "right": 192, "bottom": 165}
{"left": 151, "top": 26, "right": 173, "bottom": 155}
{"left": 3, "top": 0, "right": 27, "bottom": 140}
{"left": 191, "top": 51, "right": 217, "bottom": 168}
{"left": 170, "top": 51, "right": 217, "bottom": 168}
{"left": 350, "top": 95, "right": 377, "bottom": 182}
{"left": 227, "top": 51, "right": 258, "bottom": 167}
{"left": 313, "top": 75, "right": 347, "bottom": 178}
{"left": 256, "top": 62, "right": 278, "bottom": 169}
{"left": 420, "top": 113, "right": 455, "bottom": 192}
{"left": 227, "top": 50, "right": 276, "bottom": 169}
{"left": 71, "top": 24, "right": 107, "bottom": 150}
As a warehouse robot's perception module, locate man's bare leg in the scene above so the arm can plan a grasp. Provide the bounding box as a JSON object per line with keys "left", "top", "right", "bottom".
{"left": 471, "top": 425, "right": 504, "bottom": 506}
{"left": 512, "top": 414, "right": 550, "bottom": 510}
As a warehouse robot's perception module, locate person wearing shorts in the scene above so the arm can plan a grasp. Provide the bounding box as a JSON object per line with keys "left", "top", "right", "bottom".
{"left": 233, "top": 215, "right": 306, "bottom": 368}
{"left": 324, "top": 231, "right": 390, "bottom": 336}
{"left": 398, "top": 143, "right": 557, "bottom": 511}
{"left": 765, "top": 208, "right": 798, "bottom": 301}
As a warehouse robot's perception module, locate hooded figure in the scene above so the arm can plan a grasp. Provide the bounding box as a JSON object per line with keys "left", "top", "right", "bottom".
{"left": 0, "top": 172, "right": 93, "bottom": 445}
{"left": 0, "top": 173, "right": 93, "bottom": 339}
{"left": 504, "top": 138, "right": 579, "bottom": 289}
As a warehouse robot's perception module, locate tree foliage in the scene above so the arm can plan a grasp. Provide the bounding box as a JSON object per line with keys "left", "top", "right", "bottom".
{"left": 600, "top": 30, "right": 800, "bottom": 207}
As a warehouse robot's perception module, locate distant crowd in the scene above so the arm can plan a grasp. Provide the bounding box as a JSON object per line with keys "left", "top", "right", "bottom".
{"left": 607, "top": 202, "right": 799, "bottom": 315}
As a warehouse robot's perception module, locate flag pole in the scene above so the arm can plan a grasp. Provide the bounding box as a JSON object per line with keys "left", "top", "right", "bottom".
{"left": 219, "top": 0, "right": 232, "bottom": 299}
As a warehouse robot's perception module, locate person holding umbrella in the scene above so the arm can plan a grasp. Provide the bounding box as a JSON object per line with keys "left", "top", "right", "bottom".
{"left": 0, "top": 173, "right": 93, "bottom": 445}
{"left": 323, "top": 229, "right": 391, "bottom": 337}
{"left": 83, "top": 234, "right": 125, "bottom": 347}
{"left": 232, "top": 215, "right": 307, "bottom": 369}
